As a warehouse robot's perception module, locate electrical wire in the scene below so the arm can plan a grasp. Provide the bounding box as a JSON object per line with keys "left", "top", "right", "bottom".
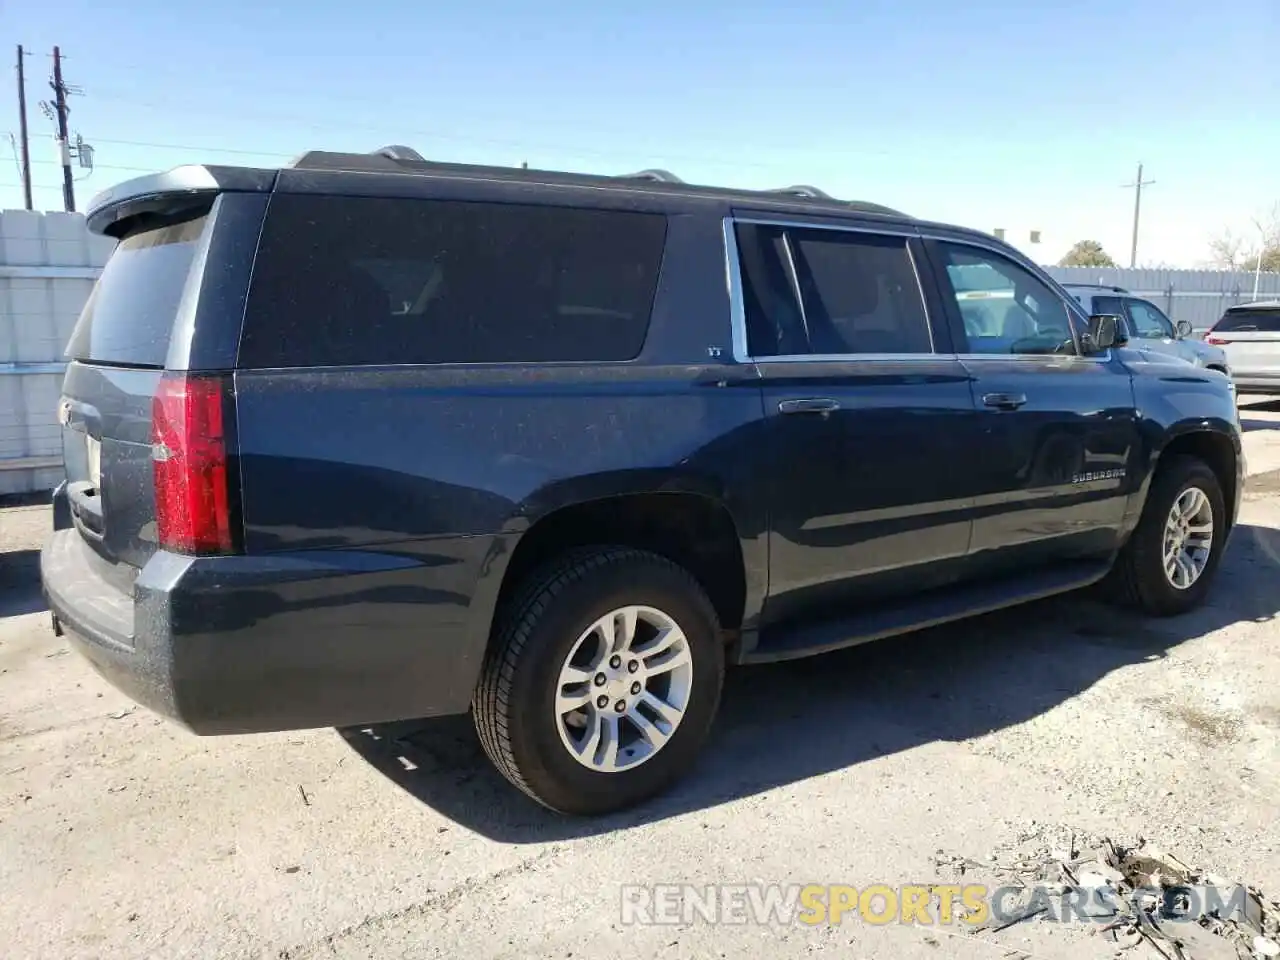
{"left": 87, "top": 87, "right": 875, "bottom": 173}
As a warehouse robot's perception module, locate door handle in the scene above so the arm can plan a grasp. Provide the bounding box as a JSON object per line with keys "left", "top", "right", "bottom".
{"left": 982, "top": 392, "right": 1027, "bottom": 411}
{"left": 778, "top": 398, "right": 841, "bottom": 415}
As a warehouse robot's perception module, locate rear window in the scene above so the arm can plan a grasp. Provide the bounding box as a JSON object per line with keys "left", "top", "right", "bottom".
{"left": 65, "top": 213, "right": 208, "bottom": 367}
{"left": 238, "top": 195, "right": 668, "bottom": 367}
{"left": 1213, "top": 309, "right": 1280, "bottom": 333}
{"left": 1091, "top": 295, "right": 1125, "bottom": 316}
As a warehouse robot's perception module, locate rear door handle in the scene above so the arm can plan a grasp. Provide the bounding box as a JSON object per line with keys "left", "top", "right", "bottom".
{"left": 778, "top": 398, "right": 841, "bottom": 415}
{"left": 982, "top": 392, "right": 1027, "bottom": 411}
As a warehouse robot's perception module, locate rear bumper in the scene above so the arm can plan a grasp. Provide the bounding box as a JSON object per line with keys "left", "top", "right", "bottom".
{"left": 41, "top": 524, "right": 485, "bottom": 735}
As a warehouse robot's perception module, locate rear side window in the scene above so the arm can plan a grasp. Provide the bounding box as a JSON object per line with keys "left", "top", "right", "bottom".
{"left": 790, "top": 230, "right": 932, "bottom": 355}
{"left": 1091, "top": 295, "right": 1125, "bottom": 316}
{"left": 65, "top": 213, "right": 208, "bottom": 367}
{"left": 239, "top": 196, "right": 667, "bottom": 367}
{"left": 1214, "top": 309, "right": 1280, "bottom": 333}
{"left": 734, "top": 223, "right": 809, "bottom": 357}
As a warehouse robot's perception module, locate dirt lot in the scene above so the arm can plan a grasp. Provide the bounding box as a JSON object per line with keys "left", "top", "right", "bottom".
{"left": 4, "top": 402, "right": 1280, "bottom": 960}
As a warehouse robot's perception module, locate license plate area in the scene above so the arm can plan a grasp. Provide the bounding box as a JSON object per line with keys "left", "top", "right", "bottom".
{"left": 86, "top": 435, "right": 101, "bottom": 489}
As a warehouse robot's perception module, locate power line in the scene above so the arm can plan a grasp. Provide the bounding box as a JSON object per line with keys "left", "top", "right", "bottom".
{"left": 24, "top": 155, "right": 177, "bottom": 173}
{"left": 88, "top": 137, "right": 295, "bottom": 159}
{"left": 88, "top": 86, "right": 892, "bottom": 174}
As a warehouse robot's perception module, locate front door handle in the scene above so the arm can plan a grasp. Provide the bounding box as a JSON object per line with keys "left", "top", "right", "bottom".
{"left": 778, "top": 397, "right": 841, "bottom": 415}
{"left": 982, "top": 392, "right": 1027, "bottom": 411}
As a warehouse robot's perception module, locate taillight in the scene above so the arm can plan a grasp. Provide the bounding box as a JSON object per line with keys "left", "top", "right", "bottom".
{"left": 1204, "top": 333, "right": 1228, "bottom": 345}
{"left": 151, "top": 373, "right": 234, "bottom": 554}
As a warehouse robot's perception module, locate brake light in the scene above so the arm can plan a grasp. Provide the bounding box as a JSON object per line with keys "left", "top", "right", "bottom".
{"left": 1205, "top": 333, "right": 1228, "bottom": 345}
{"left": 152, "top": 373, "right": 234, "bottom": 554}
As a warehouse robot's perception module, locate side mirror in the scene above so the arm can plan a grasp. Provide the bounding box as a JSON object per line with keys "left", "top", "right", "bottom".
{"left": 1175, "top": 319, "right": 1193, "bottom": 338}
{"left": 1085, "top": 314, "right": 1127, "bottom": 352}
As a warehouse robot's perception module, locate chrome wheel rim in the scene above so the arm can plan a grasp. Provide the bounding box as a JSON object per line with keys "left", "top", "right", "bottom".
{"left": 1163, "top": 486, "right": 1214, "bottom": 590}
{"left": 554, "top": 605, "right": 694, "bottom": 773}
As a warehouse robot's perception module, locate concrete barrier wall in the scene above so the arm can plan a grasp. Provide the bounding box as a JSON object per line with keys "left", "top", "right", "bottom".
{"left": 0, "top": 210, "right": 114, "bottom": 496}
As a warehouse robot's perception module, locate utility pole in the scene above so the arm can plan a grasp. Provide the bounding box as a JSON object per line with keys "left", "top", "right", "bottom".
{"left": 15, "top": 45, "right": 33, "bottom": 209}
{"left": 1122, "top": 162, "right": 1155, "bottom": 268}
{"left": 51, "top": 45, "right": 74, "bottom": 212}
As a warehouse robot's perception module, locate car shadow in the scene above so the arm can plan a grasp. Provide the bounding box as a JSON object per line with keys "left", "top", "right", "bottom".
{"left": 1241, "top": 418, "right": 1280, "bottom": 432}
{"left": 0, "top": 549, "right": 47, "bottom": 618}
{"left": 340, "top": 519, "right": 1280, "bottom": 842}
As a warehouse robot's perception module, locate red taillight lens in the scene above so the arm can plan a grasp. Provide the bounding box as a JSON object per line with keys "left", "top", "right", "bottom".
{"left": 1204, "top": 333, "right": 1227, "bottom": 345}
{"left": 152, "top": 373, "right": 234, "bottom": 554}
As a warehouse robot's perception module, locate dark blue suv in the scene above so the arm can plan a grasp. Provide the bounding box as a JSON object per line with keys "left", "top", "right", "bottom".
{"left": 41, "top": 148, "right": 1243, "bottom": 815}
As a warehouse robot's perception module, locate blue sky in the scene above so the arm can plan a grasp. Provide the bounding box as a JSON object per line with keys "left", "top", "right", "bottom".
{"left": 6, "top": 0, "right": 1278, "bottom": 266}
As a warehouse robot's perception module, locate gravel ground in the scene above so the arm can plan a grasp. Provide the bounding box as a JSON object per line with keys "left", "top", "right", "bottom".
{"left": 3, "top": 401, "right": 1280, "bottom": 960}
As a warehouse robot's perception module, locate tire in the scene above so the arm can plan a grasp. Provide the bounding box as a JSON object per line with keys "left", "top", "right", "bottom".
{"left": 473, "top": 547, "right": 725, "bottom": 815}
{"left": 1106, "top": 455, "right": 1227, "bottom": 616}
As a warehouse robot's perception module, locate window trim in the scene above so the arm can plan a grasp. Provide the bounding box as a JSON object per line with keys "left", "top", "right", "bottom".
{"left": 723, "top": 215, "right": 943, "bottom": 363}
{"left": 920, "top": 234, "right": 1113, "bottom": 364}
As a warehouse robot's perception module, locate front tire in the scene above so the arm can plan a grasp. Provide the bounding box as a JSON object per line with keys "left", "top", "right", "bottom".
{"left": 1107, "top": 455, "right": 1226, "bottom": 616}
{"left": 473, "top": 547, "right": 725, "bottom": 815}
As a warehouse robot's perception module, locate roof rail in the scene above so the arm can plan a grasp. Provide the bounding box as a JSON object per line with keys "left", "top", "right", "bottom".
{"left": 372, "top": 145, "right": 427, "bottom": 162}
{"left": 615, "top": 168, "right": 684, "bottom": 184}
{"left": 766, "top": 185, "right": 836, "bottom": 200}
{"left": 847, "top": 200, "right": 909, "bottom": 217}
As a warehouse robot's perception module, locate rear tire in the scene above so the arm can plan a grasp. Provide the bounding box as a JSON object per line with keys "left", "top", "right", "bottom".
{"left": 473, "top": 547, "right": 725, "bottom": 815}
{"left": 1105, "top": 455, "right": 1226, "bottom": 616}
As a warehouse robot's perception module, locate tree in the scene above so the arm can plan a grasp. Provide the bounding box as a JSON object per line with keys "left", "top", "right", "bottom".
{"left": 1059, "top": 240, "right": 1117, "bottom": 268}
{"left": 1210, "top": 203, "right": 1280, "bottom": 273}
{"left": 1240, "top": 244, "right": 1280, "bottom": 274}
{"left": 1207, "top": 230, "right": 1248, "bottom": 270}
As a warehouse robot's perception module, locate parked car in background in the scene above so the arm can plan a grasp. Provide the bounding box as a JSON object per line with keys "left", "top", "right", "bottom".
{"left": 1204, "top": 301, "right": 1280, "bottom": 396}
{"left": 1061, "top": 283, "right": 1231, "bottom": 377}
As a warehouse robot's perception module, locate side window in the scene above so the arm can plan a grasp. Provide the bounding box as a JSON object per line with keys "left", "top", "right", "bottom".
{"left": 734, "top": 223, "right": 809, "bottom": 358}
{"left": 936, "top": 243, "right": 1077, "bottom": 356}
{"left": 1128, "top": 299, "right": 1174, "bottom": 339}
{"left": 240, "top": 195, "right": 667, "bottom": 367}
{"left": 787, "top": 230, "right": 933, "bottom": 355}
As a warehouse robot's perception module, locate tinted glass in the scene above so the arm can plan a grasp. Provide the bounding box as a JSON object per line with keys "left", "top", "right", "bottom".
{"left": 1089, "top": 296, "right": 1129, "bottom": 336}
{"left": 1128, "top": 300, "right": 1173, "bottom": 338}
{"left": 937, "top": 243, "right": 1076, "bottom": 355}
{"left": 64, "top": 213, "right": 208, "bottom": 367}
{"left": 1092, "top": 295, "right": 1125, "bottom": 316}
{"left": 734, "top": 224, "right": 808, "bottom": 357}
{"left": 240, "top": 196, "right": 667, "bottom": 367}
{"left": 789, "top": 230, "right": 932, "bottom": 354}
{"left": 1213, "top": 310, "right": 1280, "bottom": 333}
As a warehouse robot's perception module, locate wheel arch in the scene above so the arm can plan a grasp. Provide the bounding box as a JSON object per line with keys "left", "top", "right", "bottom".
{"left": 1150, "top": 425, "right": 1241, "bottom": 531}
{"left": 461, "top": 472, "right": 766, "bottom": 697}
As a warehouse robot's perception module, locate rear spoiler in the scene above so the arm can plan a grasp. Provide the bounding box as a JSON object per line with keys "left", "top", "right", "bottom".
{"left": 85, "top": 165, "right": 277, "bottom": 238}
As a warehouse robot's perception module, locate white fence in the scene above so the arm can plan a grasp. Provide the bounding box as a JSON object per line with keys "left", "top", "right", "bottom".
{"left": 0, "top": 211, "right": 114, "bottom": 496}
{"left": 1044, "top": 266, "right": 1280, "bottom": 333}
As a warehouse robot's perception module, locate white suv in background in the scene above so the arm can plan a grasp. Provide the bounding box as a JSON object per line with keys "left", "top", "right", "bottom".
{"left": 1204, "top": 300, "right": 1280, "bottom": 396}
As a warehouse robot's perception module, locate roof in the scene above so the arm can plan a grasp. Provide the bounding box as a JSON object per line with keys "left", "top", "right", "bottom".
{"left": 284, "top": 146, "right": 911, "bottom": 219}
{"left": 1226, "top": 299, "right": 1280, "bottom": 311}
